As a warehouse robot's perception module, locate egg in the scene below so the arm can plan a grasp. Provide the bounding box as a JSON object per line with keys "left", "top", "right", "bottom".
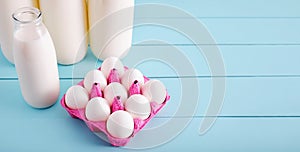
{"left": 142, "top": 80, "right": 167, "bottom": 104}
{"left": 84, "top": 69, "right": 107, "bottom": 92}
{"left": 101, "top": 57, "right": 125, "bottom": 78}
{"left": 65, "top": 85, "right": 89, "bottom": 109}
{"left": 125, "top": 94, "right": 151, "bottom": 120}
{"left": 104, "top": 82, "right": 128, "bottom": 105}
{"left": 85, "top": 97, "right": 111, "bottom": 122}
{"left": 121, "top": 69, "right": 144, "bottom": 90}
{"left": 106, "top": 110, "right": 134, "bottom": 138}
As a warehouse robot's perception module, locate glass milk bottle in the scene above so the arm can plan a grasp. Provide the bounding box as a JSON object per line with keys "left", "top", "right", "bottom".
{"left": 0, "top": 0, "right": 38, "bottom": 64}
{"left": 88, "top": 0, "right": 134, "bottom": 60}
{"left": 13, "top": 7, "right": 60, "bottom": 108}
{"left": 39, "top": 0, "right": 88, "bottom": 65}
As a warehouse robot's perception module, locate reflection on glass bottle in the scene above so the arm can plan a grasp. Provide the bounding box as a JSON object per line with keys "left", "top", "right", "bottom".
{"left": 13, "top": 7, "right": 60, "bottom": 108}
{"left": 0, "top": 0, "right": 38, "bottom": 64}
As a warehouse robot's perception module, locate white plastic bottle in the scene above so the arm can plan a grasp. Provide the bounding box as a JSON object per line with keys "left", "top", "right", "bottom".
{"left": 13, "top": 7, "right": 60, "bottom": 108}
{"left": 88, "top": 0, "right": 134, "bottom": 60}
{"left": 0, "top": 0, "right": 38, "bottom": 64}
{"left": 39, "top": 0, "right": 88, "bottom": 65}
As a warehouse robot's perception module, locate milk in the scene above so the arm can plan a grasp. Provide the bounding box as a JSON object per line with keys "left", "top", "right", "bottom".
{"left": 88, "top": 0, "right": 134, "bottom": 60}
{"left": 0, "top": 0, "right": 38, "bottom": 64}
{"left": 13, "top": 7, "right": 59, "bottom": 108}
{"left": 39, "top": 0, "right": 88, "bottom": 65}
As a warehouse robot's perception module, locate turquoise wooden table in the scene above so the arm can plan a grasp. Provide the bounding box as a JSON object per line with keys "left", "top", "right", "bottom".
{"left": 1, "top": 0, "right": 300, "bottom": 151}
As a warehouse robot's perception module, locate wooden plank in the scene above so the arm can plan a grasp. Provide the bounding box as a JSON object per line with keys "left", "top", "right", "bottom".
{"left": 1, "top": 45, "right": 300, "bottom": 78}
{"left": 132, "top": 77, "right": 300, "bottom": 117}
{"left": 198, "top": 77, "right": 300, "bottom": 117}
{"left": 1, "top": 77, "right": 300, "bottom": 118}
{"left": 1, "top": 117, "right": 300, "bottom": 151}
{"left": 124, "top": 45, "right": 300, "bottom": 77}
{"left": 135, "top": 0, "right": 300, "bottom": 18}
{"left": 133, "top": 18, "right": 300, "bottom": 45}
{"left": 140, "top": 117, "right": 300, "bottom": 151}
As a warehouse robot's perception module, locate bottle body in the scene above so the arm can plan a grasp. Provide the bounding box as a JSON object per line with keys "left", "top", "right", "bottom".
{"left": 39, "top": 0, "right": 88, "bottom": 65}
{"left": 13, "top": 7, "right": 60, "bottom": 108}
{"left": 88, "top": 0, "right": 134, "bottom": 60}
{"left": 0, "top": 0, "right": 38, "bottom": 64}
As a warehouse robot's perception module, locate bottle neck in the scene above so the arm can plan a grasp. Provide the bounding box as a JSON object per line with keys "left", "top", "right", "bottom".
{"left": 12, "top": 7, "right": 46, "bottom": 40}
{"left": 12, "top": 7, "right": 42, "bottom": 27}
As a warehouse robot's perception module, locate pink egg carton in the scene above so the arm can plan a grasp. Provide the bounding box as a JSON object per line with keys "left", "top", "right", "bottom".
{"left": 60, "top": 67, "right": 170, "bottom": 147}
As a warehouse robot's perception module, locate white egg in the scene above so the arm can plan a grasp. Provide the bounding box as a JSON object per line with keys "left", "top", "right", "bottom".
{"left": 125, "top": 94, "right": 151, "bottom": 120}
{"left": 84, "top": 69, "right": 107, "bottom": 92}
{"left": 101, "top": 57, "right": 125, "bottom": 78}
{"left": 106, "top": 110, "right": 134, "bottom": 138}
{"left": 121, "top": 69, "right": 144, "bottom": 90}
{"left": 142, "top": 80, "right": 167, "bottom": 104}
{"left": 104, "top": 82, "right": 128, "bottom": 105}
{"left": 65, "top": 85, "right": 89, "bottom": 109}
{"left": 85, "top": 97, "right": 111, "bottom": 122}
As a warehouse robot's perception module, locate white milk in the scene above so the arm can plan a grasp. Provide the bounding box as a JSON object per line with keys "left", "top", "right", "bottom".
{"left": 39, "top": 0, "right": 88, "bottom": 65}
{"left": 0, "top": 0, "right": 38, "bottom": 64}
{"left": 13, "top": 7, "right": 59, "bottom": 108}
{"left": 88, "top": 0, "right": 134, "bottom": 60}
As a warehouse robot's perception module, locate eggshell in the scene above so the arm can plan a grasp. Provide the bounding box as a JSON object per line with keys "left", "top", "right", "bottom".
{"left": 101, "top": 57, "right": 125, "bottom": 78}
{"left": 106, "top": 110, "right": 134, "bottom": 138}
{"left": 121, "top": 69, "right": 144, "bottom": 90}
{"left": 85, "top": 97, "right": 111, "bottom": 122}
{"left": 125, "top": 94, "right": 151, "bottom": 120}
{"left": 65, "top": 85, "right": 89, "bottom": 109}
{"left": 84, "top": 70, "right": 107, "bottom": 92}
{"left": 142, "top": 79, "right": 167, "bottom": 104}
{"left": 104, "top": 82, "right": 128, "bottom": 105}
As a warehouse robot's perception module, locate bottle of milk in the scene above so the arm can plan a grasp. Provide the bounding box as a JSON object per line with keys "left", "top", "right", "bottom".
{"left": 12, "top": 7, "right": 60, "bottom": 108}
{"left": 0, "top": 0, "right": 38, "bottom": 64}
{"left": 39, "top": 0, "right": 88, "bottom": 65}
{"left": 88, "top": 0, "right": 134, "bottom": 60}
